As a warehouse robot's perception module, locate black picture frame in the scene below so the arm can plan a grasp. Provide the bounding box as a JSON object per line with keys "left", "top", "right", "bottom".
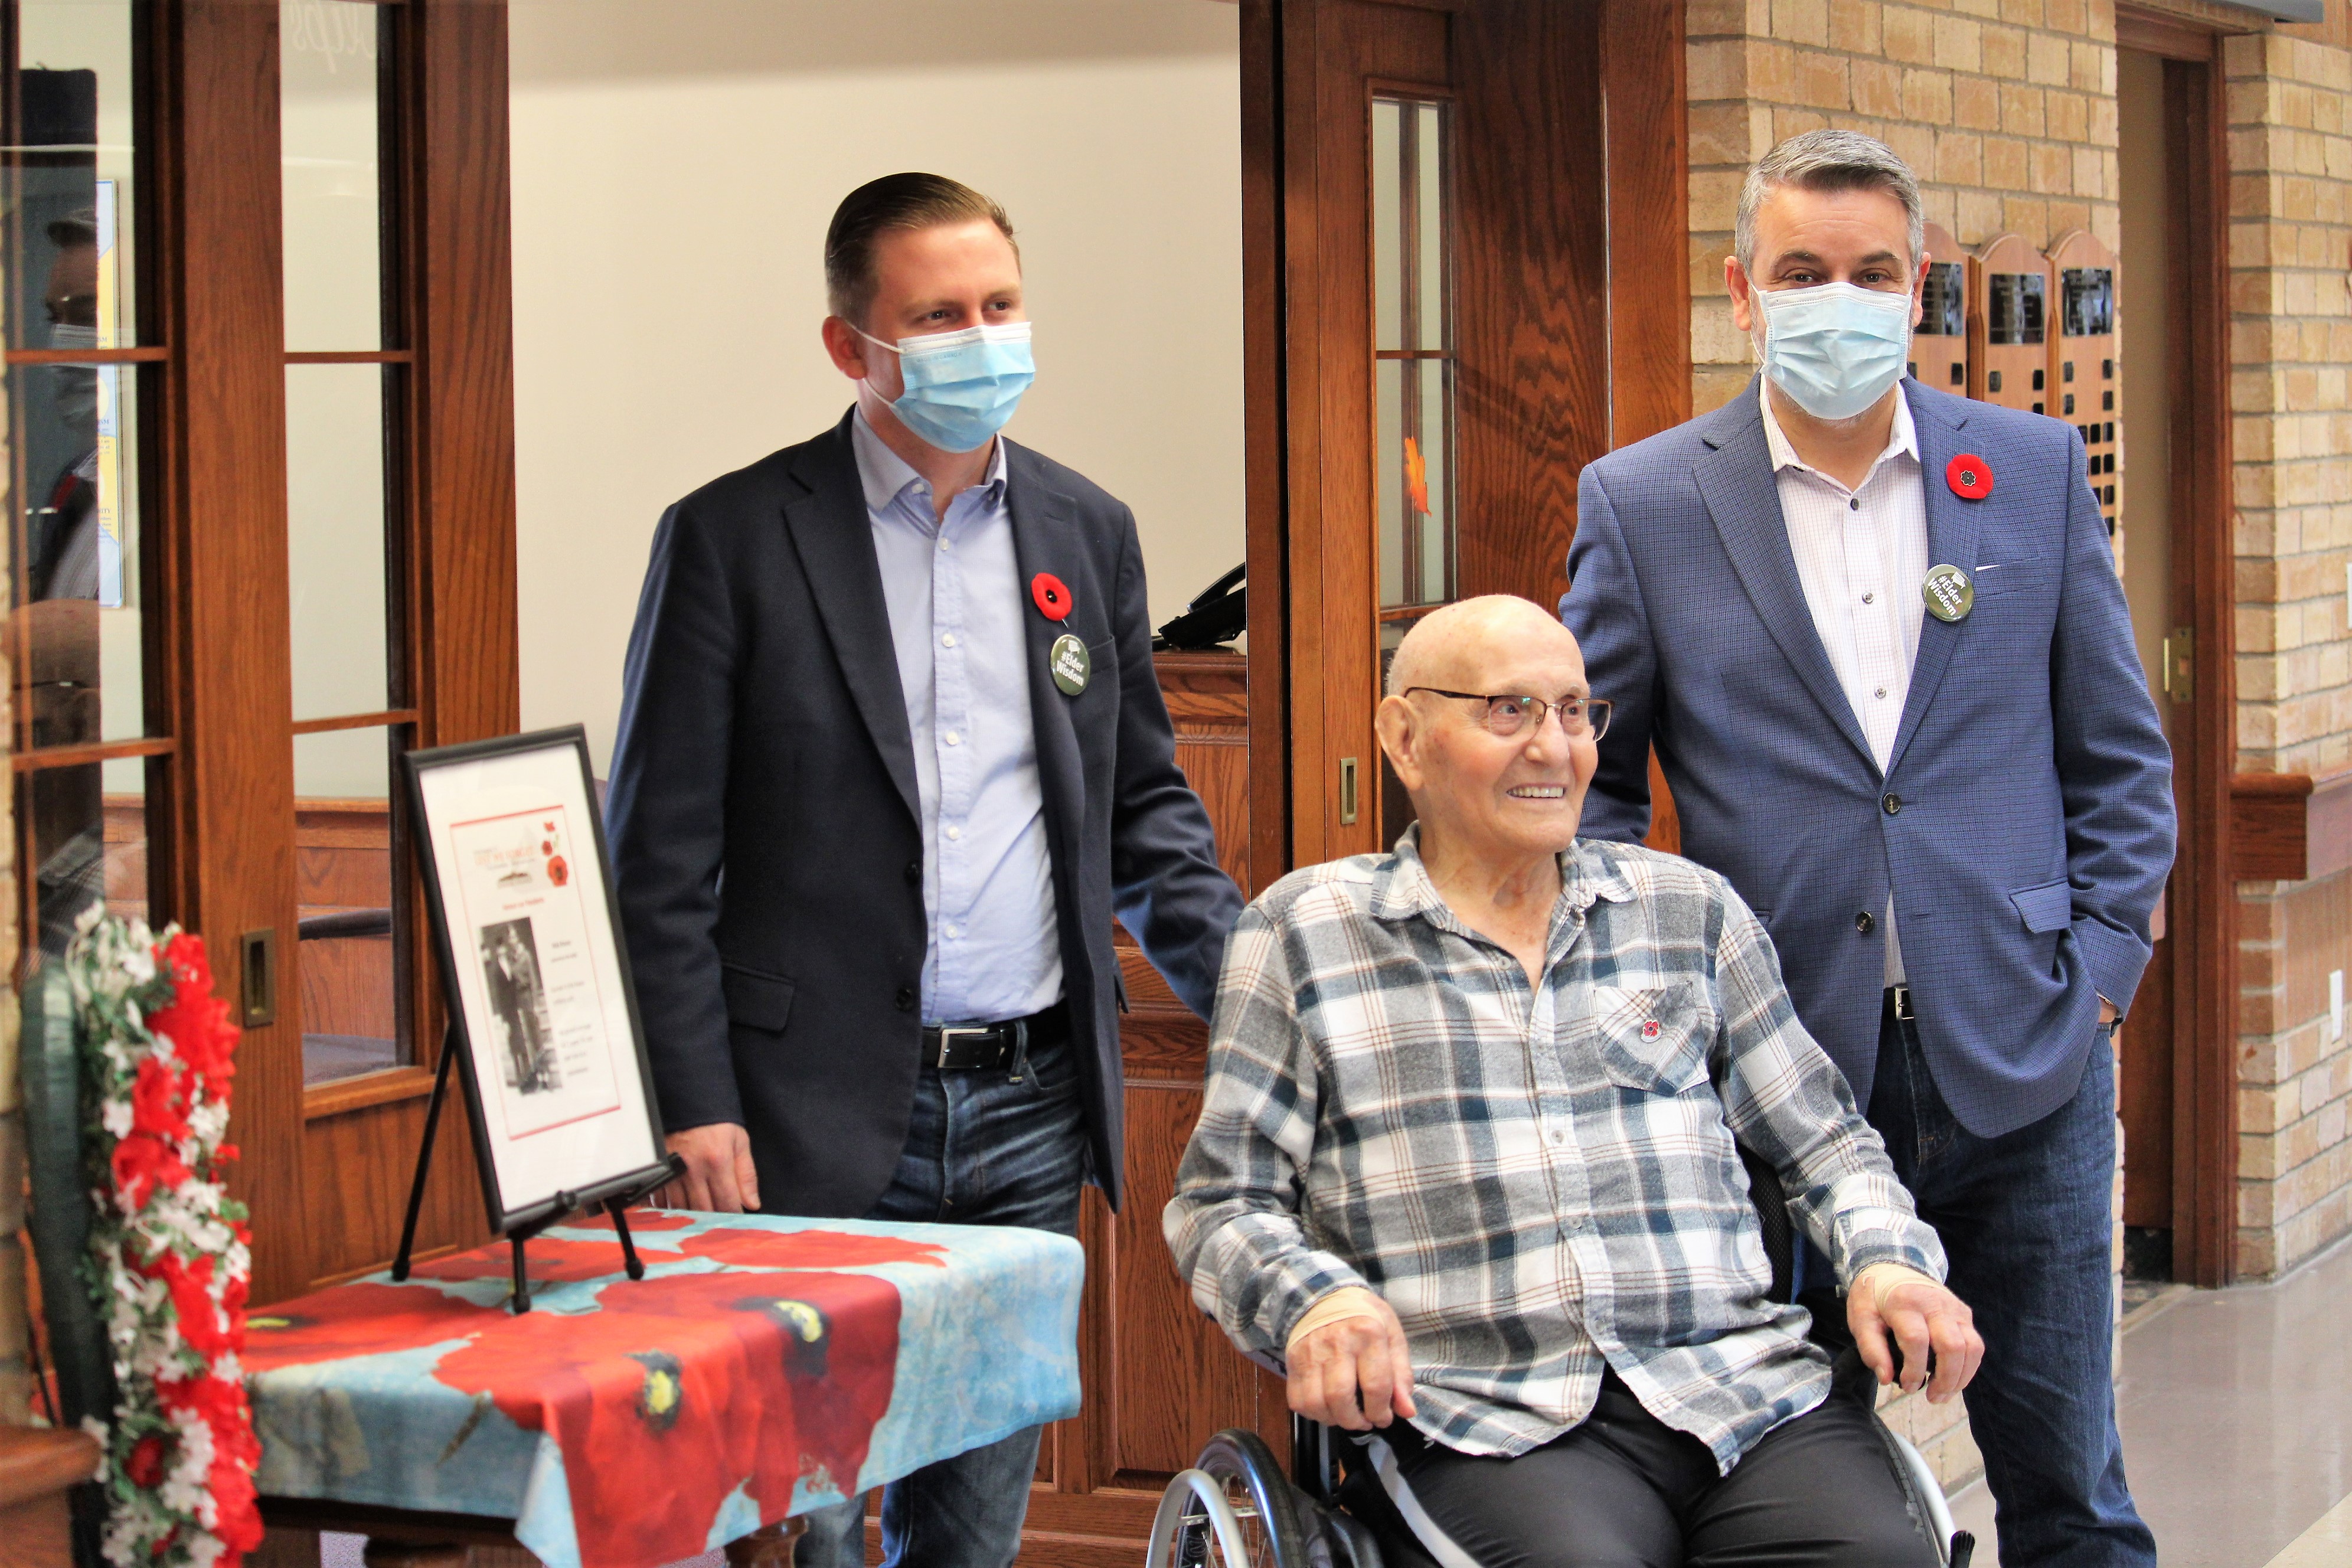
{"left": 399, "top": 726, "right": 674, "bottom": 1242}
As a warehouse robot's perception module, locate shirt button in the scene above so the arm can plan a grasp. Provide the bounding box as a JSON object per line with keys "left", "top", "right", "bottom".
{"left": 1850, "top": 498, "right": 1860, "bottom": 511}
{"left": 1549, "top": 1129, "right": 1566, "bottom": 1145}
{"left": 1874, "top": 685, "right": 1887, "bottom": 699}
{"left": 937, "top": 537, "right": 952, "bottom": 551}
{"left": 945, "top": 923, "right": 961, "bottom": 939}
{"left": 1856, "top": 911, "right": 1877, "bottom": 935}
{"left": 945, "top": 825, "right": 962, "bottom": 841}
{"left": 944, "top": 730, "right": 962, "bottom": 747}
{"left": 1862, "top": 592, "right": 1875, "bottom": 605}
{"left": 941, "top": 633, "right": 957, "bottom": 648}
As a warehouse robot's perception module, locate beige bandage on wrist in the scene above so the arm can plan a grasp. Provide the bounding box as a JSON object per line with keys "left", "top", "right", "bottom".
{"left": 1851, "top": 1262, "right": 1941, "bottom": 1312}
{"left": 1285, "top": 1286, "right": 1387, "bottom": 1352}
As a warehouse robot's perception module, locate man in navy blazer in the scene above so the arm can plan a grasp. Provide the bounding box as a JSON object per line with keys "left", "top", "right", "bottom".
{"left": 1563, "top": 133, "right": 2172, "bottom": 1567}
{"left": 607, "top": 174, "right": 1243, "bottom": 1568}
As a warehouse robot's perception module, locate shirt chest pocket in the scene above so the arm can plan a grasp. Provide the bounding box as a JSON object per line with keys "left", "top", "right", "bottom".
{"left": 1584, "top": 984, "right": 1712, "bottom": 1095}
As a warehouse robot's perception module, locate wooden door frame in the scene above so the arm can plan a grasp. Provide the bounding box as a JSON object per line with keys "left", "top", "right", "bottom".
{"left": 147, "top": 0, "right": 518, "bottom": 1303}
{"left": 2115, "top": 5, "right": 2237, "bottom": 1286}
{"left": 1247, "top": 0, "right": 1689, "bottom": 879}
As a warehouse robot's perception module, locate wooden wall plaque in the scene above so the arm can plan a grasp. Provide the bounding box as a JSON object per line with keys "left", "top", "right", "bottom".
{"left": 2047, "top": 228, "right": 2121, "bottom": 536}
{"left": 1970, "top": 233, "right": 2054, "bottom": 415}
{"left": 1911, "top": 220, "right": 1971, "bottom": 397}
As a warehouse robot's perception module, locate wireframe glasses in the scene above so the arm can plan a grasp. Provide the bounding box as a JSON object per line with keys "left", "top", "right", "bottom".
{"left": 1405, "top": 688, "right": 1612, "bottom": 741}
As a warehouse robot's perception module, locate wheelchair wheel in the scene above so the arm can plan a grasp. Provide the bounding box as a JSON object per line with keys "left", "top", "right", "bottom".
{"left": 1148, "top": 1429, "right": 1312, "bottom": 1568}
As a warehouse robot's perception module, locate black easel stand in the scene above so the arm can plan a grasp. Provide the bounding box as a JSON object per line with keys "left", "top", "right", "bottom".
{"left": 390, "top": 1024, "right": 683, "bottom": 1314}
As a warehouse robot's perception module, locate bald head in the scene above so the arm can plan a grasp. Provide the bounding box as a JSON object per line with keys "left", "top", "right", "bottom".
{"left": 1387, "top": 596, "right": 1583, "bottom": 698}
{"left": 1374, "top": 596, "right": 1599, "bottom": 869}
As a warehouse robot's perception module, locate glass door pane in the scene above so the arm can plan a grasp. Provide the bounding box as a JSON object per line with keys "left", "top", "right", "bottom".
{"left": 4, "top": 0, "right": 165, "bottom": 988}
{"left": 282, "top": 0, "right": 410, "bottom": 1086}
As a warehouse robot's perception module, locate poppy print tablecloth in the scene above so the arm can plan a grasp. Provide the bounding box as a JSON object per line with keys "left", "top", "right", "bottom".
{"left": 243, "top": 1211, "right": 1083, "bottom": 1568}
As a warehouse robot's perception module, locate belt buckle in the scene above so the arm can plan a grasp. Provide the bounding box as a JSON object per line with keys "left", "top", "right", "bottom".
{"left": 933, "top": 1025, "right": 991, "bottom": 1070}
{"left": 1891, "top": 984, "right": 1915, "bottom": 1021}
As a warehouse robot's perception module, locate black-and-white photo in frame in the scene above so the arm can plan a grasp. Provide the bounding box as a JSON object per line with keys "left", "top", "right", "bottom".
{"left": 404, "top": 726, "right": 670, "bottom": 1230}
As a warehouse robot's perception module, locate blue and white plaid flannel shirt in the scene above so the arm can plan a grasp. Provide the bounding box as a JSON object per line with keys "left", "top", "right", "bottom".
{"left": 1164, "top": 828, "right": 1945, "bottom": 1472}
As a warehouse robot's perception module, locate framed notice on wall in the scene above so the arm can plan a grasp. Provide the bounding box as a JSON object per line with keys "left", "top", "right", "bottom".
{"left": 403, "top": 727, "right": 671, "bottom": 1233}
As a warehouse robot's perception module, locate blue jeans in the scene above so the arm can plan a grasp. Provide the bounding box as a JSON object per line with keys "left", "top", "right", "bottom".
{"left": 1865, "top": 1002, "right": 2157, "bottom": 1568}
{"left": 793, "top": 1034, "right": 1088, "bottom": 1568}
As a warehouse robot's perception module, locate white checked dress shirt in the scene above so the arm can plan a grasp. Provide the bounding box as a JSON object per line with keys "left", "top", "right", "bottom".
{"left": 852, "top": 410, "right": 1063, "bottom": 1026}
{"left": 1760, "top": 387, "right": 1928, "bottom": 985}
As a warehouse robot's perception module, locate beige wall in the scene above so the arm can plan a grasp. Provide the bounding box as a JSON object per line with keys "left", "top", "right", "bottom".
{"left": 508, "top": 0, "right": 1246, "bottom": 775}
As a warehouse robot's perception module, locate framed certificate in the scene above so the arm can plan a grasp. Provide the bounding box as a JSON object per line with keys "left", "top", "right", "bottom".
{"left": 403, "top": 726, "right": 671, "bottom": 1233}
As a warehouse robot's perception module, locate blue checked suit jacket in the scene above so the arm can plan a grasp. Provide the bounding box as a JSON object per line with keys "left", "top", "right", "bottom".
{"left": 1562, "top": 377, "right": 2175, "bottom": 1137}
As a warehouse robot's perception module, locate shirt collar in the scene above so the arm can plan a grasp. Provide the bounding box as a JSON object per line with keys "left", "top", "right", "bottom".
{"left": 850, "top": 406, "right": 1008, "bottom": 517}
{"left": 1370, "top": 824, "right": 1639, "bottom": 933}
{"left": 1757, "top": 379, "right": 1919, "bottom": 485}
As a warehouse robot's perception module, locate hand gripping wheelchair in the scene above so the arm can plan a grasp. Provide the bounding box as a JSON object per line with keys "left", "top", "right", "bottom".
{"left": 1149, "top": 1149, "right": 1976, "bottom": 1568}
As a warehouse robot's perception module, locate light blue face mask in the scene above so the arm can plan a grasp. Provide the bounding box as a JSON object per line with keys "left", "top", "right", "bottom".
{"left": 1753, "top": 282, "right": 1915, "bottom": 421}
{"left": 855, "top": 320, "right": 1035, "bottom": 453}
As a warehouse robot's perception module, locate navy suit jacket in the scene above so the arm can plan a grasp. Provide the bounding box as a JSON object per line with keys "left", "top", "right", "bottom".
{"left": 1562, "top": 377, "right": 2174, "bottom": 1136}
{"left": 607, "top": 409, "right": 1243, "bottom": 1215}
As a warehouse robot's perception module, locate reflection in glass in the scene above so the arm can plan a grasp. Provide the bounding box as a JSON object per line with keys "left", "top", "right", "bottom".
{"left": 296, "top": 725, "right": 408, "bottom": 1084}
{"left": 6, "top": 1, "right": 149, "bottom": 759}
{"left": 287, "top": 363, "right": 393, "bottom": 720}
{"left": 1373, "top": 96, "right": 1453, "bottom": 612}
{"left": 19, "top": 760, "right": 148, "bottom": 977}
{"left": 5, "top": 0, "right": 143, "bottom": 349}
{"left": 282, "top": 0, "right": 391, "bottom": 351}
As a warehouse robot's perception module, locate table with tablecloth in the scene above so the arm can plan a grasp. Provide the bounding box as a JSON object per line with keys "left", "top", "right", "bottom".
{"left": 241, "top": 1211, "right": 1084, "bottom": 1568}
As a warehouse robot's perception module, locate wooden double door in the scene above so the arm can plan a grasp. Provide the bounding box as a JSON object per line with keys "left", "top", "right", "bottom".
{"left": 1019, "top": 1, "right": 1689, "bottom": 1557}
{"left": 2, "top": 0, "right": 517, "bottom": 1309}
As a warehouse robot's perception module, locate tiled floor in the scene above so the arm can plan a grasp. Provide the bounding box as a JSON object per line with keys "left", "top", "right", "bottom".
{"left": 1950, "top": 1234, "right": 2352, "bottom": 1568}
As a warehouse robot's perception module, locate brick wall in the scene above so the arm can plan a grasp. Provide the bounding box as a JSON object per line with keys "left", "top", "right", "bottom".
{"left": 2226, "top": 18, "right": 2352, "bottom": 1280}
{"left": 1687, "top": 0, "right": 2123, "bottom": 418}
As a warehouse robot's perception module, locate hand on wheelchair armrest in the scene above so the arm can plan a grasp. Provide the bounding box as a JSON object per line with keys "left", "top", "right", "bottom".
{"left": 1846, "top": 1263, "right": 1984, "bottom": 1404}
{"left": 1285, "top": 1286, "right": 1418, "bottom": 1432}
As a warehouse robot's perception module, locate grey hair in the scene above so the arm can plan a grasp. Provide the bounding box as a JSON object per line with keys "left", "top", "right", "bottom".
{"left": 1735, "top": 130, "right": 1923, "bottom": 272}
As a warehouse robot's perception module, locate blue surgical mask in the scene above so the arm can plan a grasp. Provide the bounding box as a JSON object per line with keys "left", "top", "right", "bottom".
{"left": 854, "top": 321, "right": 1035, "bottom": 453}
{"left": 1753, "top": 282, "right": 1914, "bottom": 421}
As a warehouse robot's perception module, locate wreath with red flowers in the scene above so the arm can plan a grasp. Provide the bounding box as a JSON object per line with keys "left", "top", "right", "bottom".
{"left": 67, "top": 911, "right": 262, "bottom": 1568}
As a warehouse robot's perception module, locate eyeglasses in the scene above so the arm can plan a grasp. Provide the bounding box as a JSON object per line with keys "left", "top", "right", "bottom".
{"left": 1404, "top": 688, "right": 1613, "bottom": 741}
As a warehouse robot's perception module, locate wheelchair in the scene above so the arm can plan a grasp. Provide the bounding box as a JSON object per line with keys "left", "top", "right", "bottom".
{"left": 1151, "top": 1150, "right": 1976, "bottom": 1568}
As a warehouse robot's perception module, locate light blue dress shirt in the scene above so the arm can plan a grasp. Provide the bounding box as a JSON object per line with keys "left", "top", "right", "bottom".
{"left": 852, "top": 410, "right": 1064, "bottom": 1026}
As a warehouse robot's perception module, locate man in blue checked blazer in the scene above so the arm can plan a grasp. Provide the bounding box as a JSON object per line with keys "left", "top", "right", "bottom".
{"left": 1563, "top": 132, "right": 2173, "bottom": 1567}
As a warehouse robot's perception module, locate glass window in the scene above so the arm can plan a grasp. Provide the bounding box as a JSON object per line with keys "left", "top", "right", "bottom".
{"left": 295, "top": 724, "right": 407, "bottom": 1084}
{"left": 282, "top": 0, "right": 393, "bottom": 351}
{"left": 6, "top": 1, "right": 152, "bottom": 761}
{"left": 286, "top": 362, "right": 395, "bottom": 720}
{"left": 1371, "top": 96, "right": 1453, "bottom": 613}
{"left": 6, "top": 0, "right": 143, "bottom": 350}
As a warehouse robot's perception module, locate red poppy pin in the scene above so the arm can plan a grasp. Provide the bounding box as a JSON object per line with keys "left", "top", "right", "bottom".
{"left": 1945, "top": 453, "right": 1994, "bottom": 501}
{"left": 1030, "top": 572, "right": 1073, "bottom": 622}
{"left": 1641, "top": 1020, "right": 1661, "bottom": 1041}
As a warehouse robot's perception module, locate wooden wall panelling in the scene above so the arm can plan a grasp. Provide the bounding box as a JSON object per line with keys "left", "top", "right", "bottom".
{"left": 1599, "top": 0, "right": 1691, "bottom": 453}
{"left": 2230, "top": 769, "right": 2352, "bottom": 882}
{"left": 162, "top": 0, "right": 307, "bottom": 1306}
{"left": 2162, "top": 47, "right": 2237, "bottom": 1287}
{"left": 1449, "top": 0, "right": 1611, "bottom": 610}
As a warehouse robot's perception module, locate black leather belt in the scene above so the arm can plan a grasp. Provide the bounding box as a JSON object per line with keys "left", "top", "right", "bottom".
{"left": 1886, "top": 984, "right": 1916, "bottom": 1021}
{"left": 923, "top": 1001, "right": 1069, "bottom": 1071}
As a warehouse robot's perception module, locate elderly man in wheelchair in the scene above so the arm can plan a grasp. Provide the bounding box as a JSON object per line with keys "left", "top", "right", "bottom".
{"left": 1162, "top": 597, "right": 1984, "bottom": 1568}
